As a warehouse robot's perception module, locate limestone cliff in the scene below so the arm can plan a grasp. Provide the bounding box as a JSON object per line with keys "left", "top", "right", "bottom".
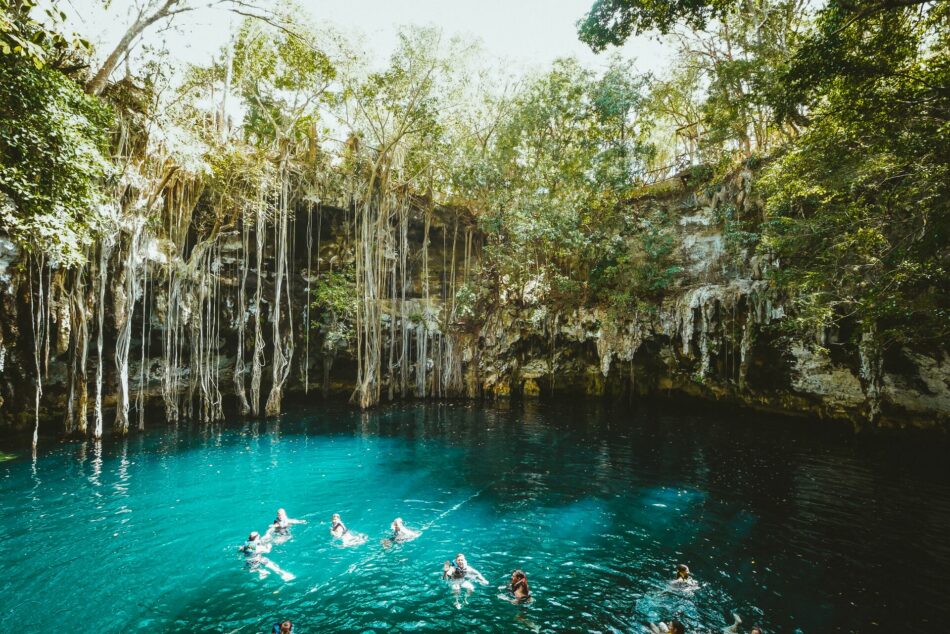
{"left": 0, "top": 170, "right": 946, "bottom": 434}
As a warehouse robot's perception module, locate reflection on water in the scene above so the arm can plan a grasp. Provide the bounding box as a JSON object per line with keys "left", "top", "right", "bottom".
{"left": 0, "top": 400, "right": 949, "bottom": 632}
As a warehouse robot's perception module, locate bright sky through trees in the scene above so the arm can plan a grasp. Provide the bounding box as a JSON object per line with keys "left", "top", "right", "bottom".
{"left": 57, "top": 0, "right": 672, "bottom": 74}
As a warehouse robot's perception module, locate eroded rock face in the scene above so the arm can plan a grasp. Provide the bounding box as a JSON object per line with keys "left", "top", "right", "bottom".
{"left": 467, "top": 173, "right": 949, "bottom": 430}
{"left": 0, "top": 171, "right": 946, "bottom": 432}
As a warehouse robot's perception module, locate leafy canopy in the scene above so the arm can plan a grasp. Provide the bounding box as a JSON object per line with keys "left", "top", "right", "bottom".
{"left": 577, "top": 0, "right": 737, "bottom": 50}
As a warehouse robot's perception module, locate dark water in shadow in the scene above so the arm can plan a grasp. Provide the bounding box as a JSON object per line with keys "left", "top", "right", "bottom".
{"left": 1, "top": 400, "right": 948, "bottom": 632}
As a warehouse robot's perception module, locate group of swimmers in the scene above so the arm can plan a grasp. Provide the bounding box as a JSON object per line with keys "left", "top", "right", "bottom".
{"left": 242, "top": 512, "right": 763, "bottom": 632}
{"left": 239, "top": 508, "right": 531, "bottom": 609}
{"left": 240, "top": 508, "right": 308, "bottom": 581}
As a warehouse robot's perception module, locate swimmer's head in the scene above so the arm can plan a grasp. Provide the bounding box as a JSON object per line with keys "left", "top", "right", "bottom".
{"left": 248, "top": 531, "right": 259, "bottom": 542}
{"left": 669, "top": 620, "right": 686, "bottom": 634}
{"left": 750, "top": 628, "right": 763, "bottom": 634}
{"left": 511, "top": 569, "right": 526, "bottom": 582}
{"left": 455, "top": 553, "right": 467, "bottom": 568}
{"left": 277, "top": 508, "right": 287, "bottom": 520}
{"left": 392, "top": 517, "right": 404, "bottom": 530}
{"left": 279, "top": 620, "right": 292, "bottom": 634}
{"left": 676, "top": 564, "right": 690, "bottom": 579}
{"left": 332, "top": 513, "right": 341, "bottom": 522}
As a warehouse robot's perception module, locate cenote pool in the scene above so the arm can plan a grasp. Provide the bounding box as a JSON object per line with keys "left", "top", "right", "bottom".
{"left": 1, "top": 401, "right": 948, "bottom": 632}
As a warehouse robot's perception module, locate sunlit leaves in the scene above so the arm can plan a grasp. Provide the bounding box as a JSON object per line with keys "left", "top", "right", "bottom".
{"left": 759, "top": 2, "right": 950, "bottom": 346}
{"left": 577, "top": 0, "right": 737, "bottom": 50}
{"left": 0, "top": 30, "right": 112, "bottom": 266}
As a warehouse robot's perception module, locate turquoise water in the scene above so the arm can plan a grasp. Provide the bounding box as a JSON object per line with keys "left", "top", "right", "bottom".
{"left": 1, "top": 401, "right": 949, "bottom": 632}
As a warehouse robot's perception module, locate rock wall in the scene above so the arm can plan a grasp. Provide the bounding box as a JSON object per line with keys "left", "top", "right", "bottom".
{"left": 0, "top": 170, "right": 947, "bottom": 434}
{"left": 468, "top": 171, "right": 950, "bottom": 430}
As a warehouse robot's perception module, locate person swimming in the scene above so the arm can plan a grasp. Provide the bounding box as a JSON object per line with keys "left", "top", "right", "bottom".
{"left": 242, "top": 531, "right": 267, "bottom": 559}
{"left": 650, "top": 619, "right": 686, "bottom": 634}
{"left": 672, "top": 563, "right": 697, "bottom": 589}
{"left": 266, "top": 508, "right": 306, "bottom": 543}
{"left": 442, "top": 553, "right": 488, "bottom": 584}
{"left": 722, "top": 614, "right": 763, "bottom": 634}
{"left": 272, "top": 620, "right": 293, "bottom": 634}
{"left": 330, "top": 513, "right": 347, "bottom": 538}
{"left": 330, "top": 513, "right": 367, "bottom": 546}
{"left": 385, "top": 517, "right": 420, "bottom": 545}
{"left": 442, "top": 553, "right": 488, "bottom": 608}
{"left": 509, "top": 569, "right": 531, "bottom": 602}
{"left": 241, "top": 531, "right": 294, "bottom": 581}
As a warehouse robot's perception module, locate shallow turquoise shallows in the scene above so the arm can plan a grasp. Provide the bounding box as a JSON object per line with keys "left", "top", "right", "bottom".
{"left": 2, "top": 401, "right": 949, "bottom": 633}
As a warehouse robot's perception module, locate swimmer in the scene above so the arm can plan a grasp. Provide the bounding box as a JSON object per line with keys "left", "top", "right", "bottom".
{"left": 672, "top": 563, "right": 697, "bottom": 589}
{"left": 272, "top": 620, "right": 294, "bottom": 634}
{"left": 442, "top": 553, "right": 489, "bottom": 607}
{"left": 241, "top": 531, "right": 269, "bottom": 559}
{"left": 330, "top": 513, "right": 348, "bottom": 538}
{"left": 330, "top": 513, "right": 367, "bottom": 546}
{"left": 509, "top": 569, "right": 531, "bottom": 602}
{"left": 383, "top": 517, "right": 420, "bottom": 547}
{"left": 442, "top": 553, "right": 488, "bottom": 585}
{"left": 674, "top": 564, "right": 691, "bottom": 582}
{"left": 650, "top": 619, "right": 686, "bottom": 634}
{"left": 723, "top": 615, "right": 763, "bottom": 634}
{"left": 265, "top": 508, "right": 307, "bottom": 543}
{"left": 724, "top": 613, "right": 742, "bottom": 633}
{"left": 240, "top": 531, "right": 295, "bottom": 581}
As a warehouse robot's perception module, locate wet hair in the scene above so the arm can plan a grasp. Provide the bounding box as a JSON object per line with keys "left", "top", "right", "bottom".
{"left": 750, "top": 628, "right": 763, "bottom": 634}
{"left": 676, "top": 564, "right": 690, "bottom": 578}
{"left": 279, "top": 621, "right": 292, "bottom": 634}
{"left": 248, "top": 531, "right": 259, "bottom": 541}
{"left": 669, "top": 620, "right": 686, "bottom": 634}
{"left": 510, "top": 569, "right": 530, "bottom": 595}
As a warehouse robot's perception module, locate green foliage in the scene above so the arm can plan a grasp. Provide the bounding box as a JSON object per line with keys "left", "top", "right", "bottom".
{"left": 232, "top": 5, "right": 336, "bottom": 150}
{"left": 0, "top": 5, "right": 112, "bottom": 266}
{"left": 577, "top": 0, "right": 945, "bottom": 351}
{"left": 453, "top": 282, "right": 477, "bottom": 319}
{"left": 311, "top": 267, "right": 358, "bottom": 351}
{"left": 759, "top": 2, "right": 949, "bottom": 347}
{"left": 456, "top": 57, "right": 655, "bottom": 313}
{"left": 714, "top": 203, "right": 759, "bottom": 262}
{"left": 643, "top": 0, "right": 805, "bottom": 166}
{"left": 0, "top": 0, "right": 90, "bottom": 68}
{"left": 577, "top": 0, "right": 737, "bottom": 49}
{"left": 589, "top": 207, "right": 682, "bottom": 315}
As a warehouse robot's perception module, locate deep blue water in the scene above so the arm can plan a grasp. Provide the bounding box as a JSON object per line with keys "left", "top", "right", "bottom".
{"left": 1, "top": 400, "right": 948, "bottom": 633}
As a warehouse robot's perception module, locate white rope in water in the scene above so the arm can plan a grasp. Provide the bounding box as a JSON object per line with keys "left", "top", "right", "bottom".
{"left": 297, "top": 471, "right": 512, "bottom": 600}
{"left": 419, "top": 477, "right": 499, "bottom": 532}
{"left": 315, "top": 424, "right": 580, "bottom": 588}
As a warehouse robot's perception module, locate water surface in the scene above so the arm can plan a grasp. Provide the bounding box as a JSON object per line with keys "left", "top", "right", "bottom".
{"left": 1, "top": 401, "right": 948, "bottom": 632}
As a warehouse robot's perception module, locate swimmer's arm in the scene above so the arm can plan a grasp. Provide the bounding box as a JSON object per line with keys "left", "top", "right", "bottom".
{"left": 287, "top": 518, "right": 307, "bottom": 524}
{"left": 468, "top": 566, "right": 489, "bottom": 585}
